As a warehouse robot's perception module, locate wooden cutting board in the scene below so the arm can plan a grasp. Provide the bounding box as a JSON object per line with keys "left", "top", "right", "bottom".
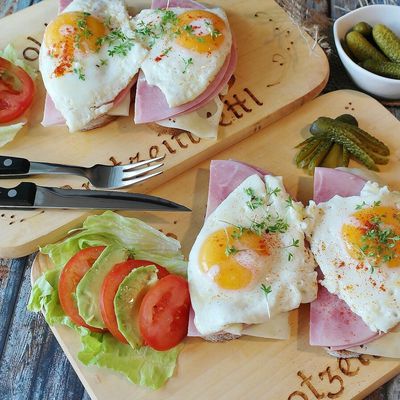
{"left": 32, "top": 89, "right": 400, "bottom": 400}
{"left": 0, "top": 0, "right": 329, "bottom": 258}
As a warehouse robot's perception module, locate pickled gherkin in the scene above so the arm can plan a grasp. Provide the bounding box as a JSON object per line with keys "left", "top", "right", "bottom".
{"left": 352, "top": 22, "right": 372, "bottom": 37}
{"left": 372, "top": 24, "right": 400, "bottom": 63}
{"left": 346, "top": 31, "right": 387, "bottom": 62}
{"left": 361, "top": 59, "right": 400, "bottom": 80}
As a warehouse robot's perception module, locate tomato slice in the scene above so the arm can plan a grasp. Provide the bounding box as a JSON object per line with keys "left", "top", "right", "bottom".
{"left": 0, "top": 57, "right": 34, "bottom": 123}
{"left": 100, "top": 260, "right": 169, "bottom": 343}
{"left": 139, "top": 275, "right": 190, "bottom": 351}
{"left": 58, "top": 246, "right": 105, "bottom": 332}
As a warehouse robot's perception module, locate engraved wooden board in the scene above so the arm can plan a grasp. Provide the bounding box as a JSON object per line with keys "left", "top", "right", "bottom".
{"left": 0, "top": 0, "right": 329, "bottom": 258}
{"left": 32, "top": 90, "right": 400, "bottom": 400}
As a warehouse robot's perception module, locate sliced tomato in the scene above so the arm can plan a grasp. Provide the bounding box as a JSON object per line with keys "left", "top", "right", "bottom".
{"left": 100, "top": 260, "right": 169, "bottom": 343}
{"left": 58, "top": 246, "right": 105, "bottom": 333}
{"left": 0, "top": 57, "right": 34, "bottom": 123}
{"left": 139, "top": 275, "right": 190, "bottom": 351}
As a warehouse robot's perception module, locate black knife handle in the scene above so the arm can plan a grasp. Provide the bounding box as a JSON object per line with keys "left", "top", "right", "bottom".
{"left": 0, "top": 156, "right": 30, "bottom": 174}
{"left": 0, "top": 182, "right": 37, "bottom": 206}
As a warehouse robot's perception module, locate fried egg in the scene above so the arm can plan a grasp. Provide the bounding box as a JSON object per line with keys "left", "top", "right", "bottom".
{"left": 133, "top": 7, "right": 232, "bottom": 107}
{"left": 39, "top": 0, "right": 148, "bottom": 132}
{"left": 306, "top": 182, "right": 400, "bottom": 333}
{"left": 188, "top": 174, "right": 317, "bottom": 336}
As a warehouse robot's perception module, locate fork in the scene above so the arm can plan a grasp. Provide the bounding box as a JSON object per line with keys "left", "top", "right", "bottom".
{"left": 0, "top": 155, "right": 165, "bottom": 189}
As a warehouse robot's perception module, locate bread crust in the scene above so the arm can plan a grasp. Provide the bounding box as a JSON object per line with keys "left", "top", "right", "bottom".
{"left": 146, "top": 122, "right": 188, "bottom": 137}
{"left": 202, "top": 332, "right": 240, "bottom": 342}
{"left": 325, "top": 348, "right": 361, "bottom": 358}
{"left": 81, "top": 114, "right": 118, "bottom": 131}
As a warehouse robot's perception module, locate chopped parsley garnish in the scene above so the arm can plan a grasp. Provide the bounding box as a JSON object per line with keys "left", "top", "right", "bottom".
{"left": 261, "top": 283, "right": 272, "bottom": 296}
{"left": 73, "top": 66, "right": 85, "bottom": 81}
{"left": 244, "top": 187, "right": 265, "bottom": 210}
{"left": 225, "top": 245, "right": 239, "bottom": 257}
{"left": 183, "top": 24, "right": 194, "bottom": 34}
{"left": 283, "top": 238, "right": 300, "bottom": 261}
{"left": 99, "top": 58, "right": 108, "bottom": 66}
{"left": 249, "top": 216, "right": 289, "bottom": 235}
{"left": 285, "top": 196, "right": 294, "bottom": 208}
{"left": 108, "top": 41, "right": 135, "bottom": 57}
{"left": 355, "top": 201, "right": 367, "bottom": 210}
{"left": 96, "top": 28, "right": 136, "bottom": 57}
{"left": 373, "top": 200, "right": 382, "bottom": 207}
{"left": 181, "top": 57, "right": 193, "bottom": 73}
{"left": 358, "top": 214, "right": 400, "bottom": 269}
{"left": 74, "top": 12, "right": 93, "bottom": 50}
{"left": 160, "top": 9, "right": 178, "bottom": 28}
{"left": 205, "top": 20, "right": 222, "bottom": 40}
{"left": 231, "top": 225, "right": 245, "bottom": 239}
{"left": 266, "top": 186, "right": 281, "bottom": 197}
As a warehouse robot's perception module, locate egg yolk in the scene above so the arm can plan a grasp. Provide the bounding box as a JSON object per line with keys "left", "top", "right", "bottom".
{"left": 175, "top": 10, "right": 226, "bottom": 53}
{"left": 44, "top": 12, "right": 107, "bottom": 77}
{"left": 342, "top": 206, "right": 400, "bottom": 268}
{"left": 199, "top": 227, "right": 269, "bottom": 290}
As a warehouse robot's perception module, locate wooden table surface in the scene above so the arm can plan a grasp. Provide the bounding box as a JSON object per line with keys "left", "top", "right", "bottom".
{"left": 0, "top": 1, "right": 399, "bottom": 399}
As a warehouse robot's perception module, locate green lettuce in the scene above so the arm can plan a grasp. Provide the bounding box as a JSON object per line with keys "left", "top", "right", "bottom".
{"left": 28, "top": 253, "right": 181, "bottom": 389}
{"left": 0, "top": 44, "right": 37, "bottom": 79}
{"left": 0, "top": 122, "right": 25, "bottom": 148}
{"left": 41, "top": 211, "right": 187, "bottom": 276}
{"left": 79, "top": 333, "right": 181, "bottom": 389}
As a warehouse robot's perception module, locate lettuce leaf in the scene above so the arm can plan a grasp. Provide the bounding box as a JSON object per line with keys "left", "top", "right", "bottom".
{"left": 0, "top": 44, "right": 37, "bottom": 79}
{"left": 41, "top": 211, "right": 187, "bottom": 276}
{"left": 79, "top": 333, "right": 181, "bottom": 390}
{"left": 28, "top": 261, "right": 181, "bottom": 389}
{"left": 0, "top": 122, "right": 25, "bottom": 148}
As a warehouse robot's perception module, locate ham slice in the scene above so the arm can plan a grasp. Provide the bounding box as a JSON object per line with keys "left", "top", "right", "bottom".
{"left": 188, "top": 160, "right": 266, "bottom": 337}
{"left": 134, "top": 0, "right": 238, "bottom": 124}
{"left": 206, "top": 160, "right": 266, "bottom": 217}
{"left": 310, "top": 167, "right": 379, "bottom": 350}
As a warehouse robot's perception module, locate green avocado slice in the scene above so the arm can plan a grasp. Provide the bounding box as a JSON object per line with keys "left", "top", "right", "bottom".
{"left": 114, "top": 265, "right": 158, "bottom": 349}
{"left": 76, "top": 245, "right": 129, "bottom": 329}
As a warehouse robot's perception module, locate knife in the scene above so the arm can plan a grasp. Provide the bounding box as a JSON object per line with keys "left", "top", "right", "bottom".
{"left": 0, "top": 182, "right": 191, "bottom": 211}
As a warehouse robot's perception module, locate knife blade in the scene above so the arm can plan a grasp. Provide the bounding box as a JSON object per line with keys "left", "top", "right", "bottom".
{"left": 0, "top": 182, "right": 191, "bottom": 212}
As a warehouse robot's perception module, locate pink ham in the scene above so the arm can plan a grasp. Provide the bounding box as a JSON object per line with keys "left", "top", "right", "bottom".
{"left": 310, "top": 167, "right": 379, "bottom": 350}
{"left": 134, "top": 0, "right": 238, "bottom": 124}
{"left": 188, "top": 160, "right": 266, "bottom": 337}
{"left": 313, "top": 167, "right": 367, "bottom": 203}
{"left": 41, "top": 0, "right": 132, "bottom": 127}
{"left": 59, "top": 0, "right": 72, "bottom": 12}
{"left": 206, "top": 160, "right": 266, "bottom": 217}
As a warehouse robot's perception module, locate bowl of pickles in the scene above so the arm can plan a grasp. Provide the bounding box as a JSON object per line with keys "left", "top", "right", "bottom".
{"left": 333, "top": 4, "right": 400, "bottom": 99}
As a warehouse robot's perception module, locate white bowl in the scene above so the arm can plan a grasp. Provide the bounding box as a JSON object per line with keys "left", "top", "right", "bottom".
{"left": 333, "top": 4, "right": 400, "bottom": 99}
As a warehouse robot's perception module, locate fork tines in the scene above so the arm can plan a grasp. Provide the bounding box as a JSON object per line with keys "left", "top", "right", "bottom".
{"left": 121, "top": 155, "right": 165, "bottom": 183}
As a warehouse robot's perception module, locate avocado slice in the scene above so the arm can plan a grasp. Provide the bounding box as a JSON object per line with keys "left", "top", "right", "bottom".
{"left": 76, "top": 245, "right": 129, "bottom": 329}
{"left": 114, "top": 265, "right": 158, "bottom": 349}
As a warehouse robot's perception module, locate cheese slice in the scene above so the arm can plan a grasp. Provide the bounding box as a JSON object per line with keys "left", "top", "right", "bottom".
{"left": 108, "top": 92, "right": 131, "bottom": 116}
{"left": 155, "top": 86, "right": 227, "bottom": 139}
{"left": 224, "top": 312, "right": 291, "bottom": 340}
{"left": 348, "top": 324, "right": 400, "bottom": 358}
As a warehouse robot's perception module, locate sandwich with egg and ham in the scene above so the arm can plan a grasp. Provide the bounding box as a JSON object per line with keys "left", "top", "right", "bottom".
{"left": 188, "top": 160, "right": 317, "bottom": 342}
{"left": 40, "top": 0, "right": 148, "bottom": 132}
{"left": 306, "top": 167, "right": 400, "bottom": 358}
{"left": 134, "top": 0, "right": 237, "bottom": 139}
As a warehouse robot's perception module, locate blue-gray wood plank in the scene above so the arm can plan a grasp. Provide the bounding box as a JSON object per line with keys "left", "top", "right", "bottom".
{"left": 0, "top": 1, "right": 399, "bottom": 399}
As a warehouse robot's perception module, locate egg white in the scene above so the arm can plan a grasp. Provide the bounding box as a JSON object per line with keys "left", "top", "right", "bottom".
{"left": 306, "top": 182, "right": 400, "bottom": 333}
{"left": 188, "top": 174, "right": 317, "bottom": 336}
{"left": 39, "top": 0, "right": 148, "bottom": 132}
{"left": 133, "top": 7, "right": 232, "bottom": 107}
